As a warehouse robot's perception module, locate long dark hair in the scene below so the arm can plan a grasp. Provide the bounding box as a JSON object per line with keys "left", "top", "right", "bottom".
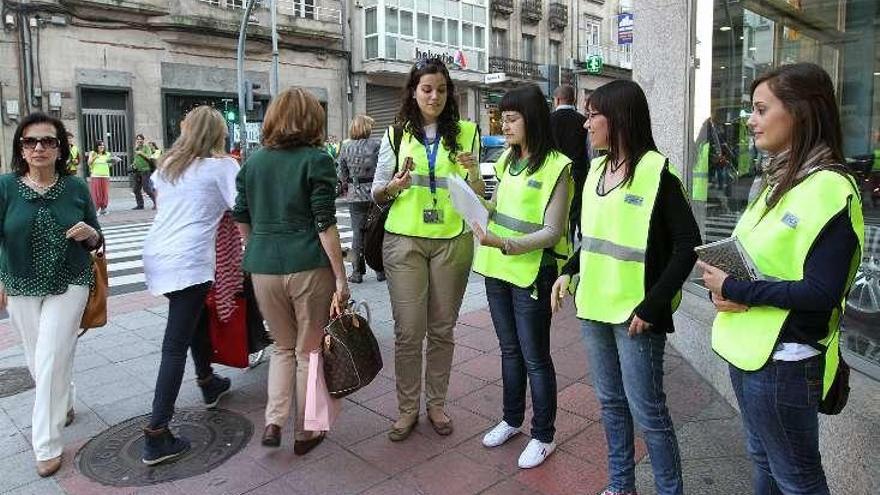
{"left": 499, "top": 85, "right": 553, "bottom": 174}
{"left": 394, "top": 58, "right": 461, "bottom": 162}
{"left": 11, "top": 112, "right": 72, "bottom": 177}
{"left": 751, "top": 63, "right": 846, "bottom": 210}
{"left": 587, "top": 80, "right": 657, "bottom": 186}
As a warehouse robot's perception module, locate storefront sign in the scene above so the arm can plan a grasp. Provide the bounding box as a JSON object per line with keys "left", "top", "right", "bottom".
{"left": 618, "top": 13, "right": 634, "bottom": 45}
{"left": 485, "top": 73, "right": 507, "bottom": 84}
{"left": 415, "top": 47, "right": 468, "bottom": 70}
{"left": 233, "top": 122, "right": 262, "bottom": 144}
{"left": 585, "top": 55, "right": 604, "bottom": 74}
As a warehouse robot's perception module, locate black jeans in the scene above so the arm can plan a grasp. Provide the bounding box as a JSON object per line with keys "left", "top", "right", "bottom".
{"left": 348, "top": 201, "right": 370, "bottom": 274}
{"left": 132, "top": 170, "right": 156, "bottom": 208}
{"left": 149, "top": 282, "right": 214, "bottom": 429}
{"left": 484, "top": 265, "right": 557, "bottom": 443}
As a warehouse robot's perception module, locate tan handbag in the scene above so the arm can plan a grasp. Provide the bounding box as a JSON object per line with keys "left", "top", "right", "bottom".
{"left": 79, "top": 243, "right": 108, "bottom": 335}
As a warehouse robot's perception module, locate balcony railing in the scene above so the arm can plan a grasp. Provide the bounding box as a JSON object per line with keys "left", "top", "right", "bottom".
{"left": 491, "top": 0, "right": 514, "bottom": 17}
{"left": 548, "top": 2, "right": 567, "bottom": 32}
{"left": 578, "top": 44, "right": 633, "bottom": 70}
{"left": 521, "top": 0, "right": 542, "bottom": 24}
{"left": 489, "top": 56, "right": 544, "bottom": 80}
{"left": 198, "top": 0, "right": 342, "bottom": 24}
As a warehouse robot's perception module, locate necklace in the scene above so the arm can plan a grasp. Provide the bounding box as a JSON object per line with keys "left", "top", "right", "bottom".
{"left": 24, "top": 173, "right": 59, "bottom": 193}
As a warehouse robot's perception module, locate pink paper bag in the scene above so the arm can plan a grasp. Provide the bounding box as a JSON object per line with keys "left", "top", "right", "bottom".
{"left": 304, "top": 350, "right": 341, "bottom": 431}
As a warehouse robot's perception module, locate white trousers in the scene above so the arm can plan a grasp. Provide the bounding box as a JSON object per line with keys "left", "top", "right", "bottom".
{"left": 7, "top": 285, "right": 89, "bottom": 461}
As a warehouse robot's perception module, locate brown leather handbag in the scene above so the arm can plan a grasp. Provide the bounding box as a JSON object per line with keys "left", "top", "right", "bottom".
{"left": 321, "top": 301, "right": 382, "bottom": 398}
{"left": 79, "top": 243, "right": 108, "bottom": 335}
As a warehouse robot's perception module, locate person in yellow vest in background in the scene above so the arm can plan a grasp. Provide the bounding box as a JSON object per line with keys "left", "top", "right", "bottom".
{"left": 149, "top": 141, "right": 162, "bottom": 164}
{"left": 698, "top": 63, "right": 863, "bottom": 495}
{"left": 471, "top": 85, "right": 572, "bottom": 469}
{"left": 87, "top": 140, "right": 113, "bottom": 215}
{"left": 370, "top": 58, "right": 482, "bottom": 442}
{"left": 551, "top": 80, "right": 701, "bottom": 495}
{"left": 66, "top": 133, "right": 80, "bottom": 176}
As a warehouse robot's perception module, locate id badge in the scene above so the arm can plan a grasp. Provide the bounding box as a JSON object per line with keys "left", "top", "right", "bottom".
{"left": 423, "top": 208, "right": 443, "bottom": 224}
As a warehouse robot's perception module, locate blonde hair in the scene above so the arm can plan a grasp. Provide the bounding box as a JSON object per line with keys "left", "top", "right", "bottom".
{"left": 349, "top": 114, "right": 375, "bottom": 140}
{"left": 159, "top": 106, "right": 228, "bottom": 184}
{"left": 261, "top": 87, "right": 325, "bottom": 149}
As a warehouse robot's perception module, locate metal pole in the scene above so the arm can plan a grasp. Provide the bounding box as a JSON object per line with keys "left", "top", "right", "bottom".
{"left": 270, "top": 0, "right": 279, "bottom": 98}
{"left": 237, "top": 0, "right": 259, "bottom": 160}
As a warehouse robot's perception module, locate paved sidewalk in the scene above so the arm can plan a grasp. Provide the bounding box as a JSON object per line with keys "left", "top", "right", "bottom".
{"left": 0, "top": 272, "right": 751, "bottom": 495}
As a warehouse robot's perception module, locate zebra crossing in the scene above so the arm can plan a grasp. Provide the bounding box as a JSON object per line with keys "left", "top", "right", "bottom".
{"left": 103, "top": 209, "right": 355, "bottom": 297}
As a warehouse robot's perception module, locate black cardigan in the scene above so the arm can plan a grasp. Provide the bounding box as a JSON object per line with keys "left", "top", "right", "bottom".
{"left": 562, "top": 168, "right": 702, "bottom": 332}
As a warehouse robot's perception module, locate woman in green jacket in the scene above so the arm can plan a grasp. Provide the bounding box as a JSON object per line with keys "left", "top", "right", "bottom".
{"left": 0, "top": 113, "right": 102, "bottom": 477}
{"left": 234, "top": 88, "right": 349, "bottom": 454}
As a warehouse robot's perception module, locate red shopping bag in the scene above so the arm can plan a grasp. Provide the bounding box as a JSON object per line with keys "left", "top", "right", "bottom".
{"left": 304, "top": 350, "right": 341, "bottom": 431}
{"left": 205, "top": 289, "right": 250, "bottom": 369}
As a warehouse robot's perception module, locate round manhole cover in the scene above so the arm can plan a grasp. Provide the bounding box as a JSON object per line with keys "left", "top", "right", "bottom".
{"left": 0, "top": 367, "right": 35, "bottom": 398}
{"left": 76, "top": 409, "right": 253, "bottom": 487}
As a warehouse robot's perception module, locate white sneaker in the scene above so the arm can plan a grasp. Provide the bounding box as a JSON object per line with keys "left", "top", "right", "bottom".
{"left": 482, "top": 420, "right": 520, "bottom": 448}
{"left": 517, "top": 438, "right": 556, "bottom": 469}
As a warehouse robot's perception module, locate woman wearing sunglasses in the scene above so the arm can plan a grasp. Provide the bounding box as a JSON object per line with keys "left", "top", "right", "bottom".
{"left": 371, "top": 58, "right": 482, "bottom": 441}
{"left": 0, "top": 112, "right": 103, "bottom": 477}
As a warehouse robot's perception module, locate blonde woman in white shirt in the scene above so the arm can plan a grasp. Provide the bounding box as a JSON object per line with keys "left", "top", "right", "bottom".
{"left": 141, "top": 106, "right": 239, "bottom": 466}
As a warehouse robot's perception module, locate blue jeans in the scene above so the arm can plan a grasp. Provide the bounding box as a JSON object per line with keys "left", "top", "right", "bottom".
{"left": 485, "top": 265, "right": 557, "bottom": 443}
{"left": 149, "top": 282, "right": 214, "bottom": 429}
{"left": 730, "top": 357, "right": 829, "bottom": 495}
{"left": 581, "top": 320, "right": 683, "bottom": 495}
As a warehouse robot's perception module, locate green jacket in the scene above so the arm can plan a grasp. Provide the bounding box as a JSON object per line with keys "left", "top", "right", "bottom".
{"left": 0, "top": 173, "right": 101, "bottom": 280}
{"left": 132, "top": 144, "right": 154, "bottom": 172}
{"left": 233, "top": 146, "right": 338, "bottom": 274}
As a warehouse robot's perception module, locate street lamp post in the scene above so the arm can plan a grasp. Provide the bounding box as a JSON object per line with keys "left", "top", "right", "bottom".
{"left": 270, "top": 0, "right": 279, "bottom": 98}
{"left": 236, "top": 0, "right": 259, "bottom": 160}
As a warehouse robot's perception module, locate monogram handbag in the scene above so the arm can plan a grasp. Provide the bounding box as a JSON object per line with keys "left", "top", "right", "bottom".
{"left": 322, "top": 300, "right": 383, "bottom": 398}
{"left": 79, "top": 243, "right": 108, "bottom": 335}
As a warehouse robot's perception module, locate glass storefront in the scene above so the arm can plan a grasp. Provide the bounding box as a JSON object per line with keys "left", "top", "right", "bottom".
{"left": 691, "top": 0, "right": 880, "bottom": 377}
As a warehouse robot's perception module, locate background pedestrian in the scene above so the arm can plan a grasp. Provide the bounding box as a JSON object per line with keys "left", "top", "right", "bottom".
{"left": 132, "top": 133, "right": 157, "bottom": 210}
{"left": 87, "top": 140, "right": 112, "bottom": 215}
{"left": 550, "top": 84, "right": 589, "bottom": 242}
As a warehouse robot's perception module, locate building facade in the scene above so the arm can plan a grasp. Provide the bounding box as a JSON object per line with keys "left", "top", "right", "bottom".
{"left": 635, "top": 0, "right": 880, "bottom": 492}
{"left": 0, "top": 0, "right": 348, "bottom": 176}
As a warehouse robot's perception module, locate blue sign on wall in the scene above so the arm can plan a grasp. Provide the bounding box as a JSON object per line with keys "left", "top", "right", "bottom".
{"left": 618, "top": 13, "right": 634, "bottom": 45}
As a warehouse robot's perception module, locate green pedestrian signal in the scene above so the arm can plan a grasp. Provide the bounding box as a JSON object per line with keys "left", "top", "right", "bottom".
{"left": 584, "top": 55, "right": 604, "bottom": 74}
{"left": 225, "top": 110, "right": 237, "bottom": 122}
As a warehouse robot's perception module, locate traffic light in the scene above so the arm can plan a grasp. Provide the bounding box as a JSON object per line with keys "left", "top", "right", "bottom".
{"left": 225, "top": 109, "right": 237, "bottom": 122}
{"left": 244, "top": 80, "right": 261, "bottom": 112}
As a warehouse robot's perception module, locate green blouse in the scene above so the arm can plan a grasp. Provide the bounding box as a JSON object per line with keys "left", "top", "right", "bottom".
{"left": 0, "top": 174, "right": 99, "bottom": 296}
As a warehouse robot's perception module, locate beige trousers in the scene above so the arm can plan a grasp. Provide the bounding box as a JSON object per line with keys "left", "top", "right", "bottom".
{"left": 7, "top": 285, "right": 89, "bottom": 461}
{"left": 383, "top": 232, "right": 474, "bottom": 417}
{"left": 252, "top": 268, "right": 334, "bottom": 441}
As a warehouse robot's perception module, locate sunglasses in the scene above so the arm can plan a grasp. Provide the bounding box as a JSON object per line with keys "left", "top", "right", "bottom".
{"left": 20, "top": 136, "right": 60, "bottom": 150}
{"left": 414, "top": 57, "right": 446, "bottom": 71}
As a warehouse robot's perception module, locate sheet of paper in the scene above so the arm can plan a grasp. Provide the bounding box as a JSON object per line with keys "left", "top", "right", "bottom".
{"left": 447, "top": 175, "right": 489, "bottom": 232}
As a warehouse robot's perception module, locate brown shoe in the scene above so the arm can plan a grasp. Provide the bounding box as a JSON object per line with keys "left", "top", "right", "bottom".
{"left": 293, "top": 432, "right": 326, "bottom": 455}
{"left": 36, "top": 456, "right": 62, "bottom": 477}
{"left": 261, "top": 424, "right": 281, "bottom": 447}
{"left": 388, "top": 415, "right": 418, "bottom": 442}
{"left": 65, "top": 409, "right": 75, "bottom": 427}
{"left": 427, "top": 408, "right": 453, "bottom": 436}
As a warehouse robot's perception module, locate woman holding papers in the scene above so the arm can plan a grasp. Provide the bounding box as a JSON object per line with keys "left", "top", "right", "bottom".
{"left": 471, "top": 85, "right": 572, "bottom": 469}
{"left": 698, "top": 63, "right": 863, "bottom": 495}
{"left": 370, "top": 58, "right": 482, "bottom": 441}
{"left": 551, "top": 80, "right": 700, "bottom": 495}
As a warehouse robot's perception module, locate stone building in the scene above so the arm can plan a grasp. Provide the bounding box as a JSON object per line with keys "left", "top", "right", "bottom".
{"left": 0, "top": 0, "right": 348, "bottom": 177}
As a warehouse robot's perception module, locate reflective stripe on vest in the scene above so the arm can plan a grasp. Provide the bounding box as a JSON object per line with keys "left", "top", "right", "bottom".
{"left": 574, "top": 151, "right": 670, "bottom": 323}
{"left": 711, "top": 170, "right": 864, "bottom": 398}
{"left": 473, "top": 149, "right": 573, "bottom": 288}
{"left": 385, "top": 121, "right": 478, "bottom": 239}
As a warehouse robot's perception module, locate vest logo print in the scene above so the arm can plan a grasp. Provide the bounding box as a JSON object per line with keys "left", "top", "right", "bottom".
{"left": 781, "top": 212, "right": 799, "bottom": 229}
{"left": 527, "top": 179, "right": 543, "bottom": 189}
{"left": 624, "top": 194, "right": 644, "bottom": 206}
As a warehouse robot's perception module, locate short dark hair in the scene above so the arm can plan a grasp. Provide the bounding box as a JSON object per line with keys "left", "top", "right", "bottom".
{"left": 587, "top": 80, "right": 658, "bottom": 186}
{"left": 554, "top": 85, "right": 576, "bottom": 105}
{"left": 136, "top": 133, "right": 145, "bottom": 140}
{"left": 499, "top": 85, "right": 553, "bottom": 174}
{"left": 11, "top": 112, "right": 72, "bottom": 177}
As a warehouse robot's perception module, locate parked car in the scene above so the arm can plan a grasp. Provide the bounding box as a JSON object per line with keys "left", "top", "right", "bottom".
{"left": 846, "top": 224, "right": 880, "bottom": 323}
{"left": 479, "top": 135, "right": 506, "bottom": 199}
